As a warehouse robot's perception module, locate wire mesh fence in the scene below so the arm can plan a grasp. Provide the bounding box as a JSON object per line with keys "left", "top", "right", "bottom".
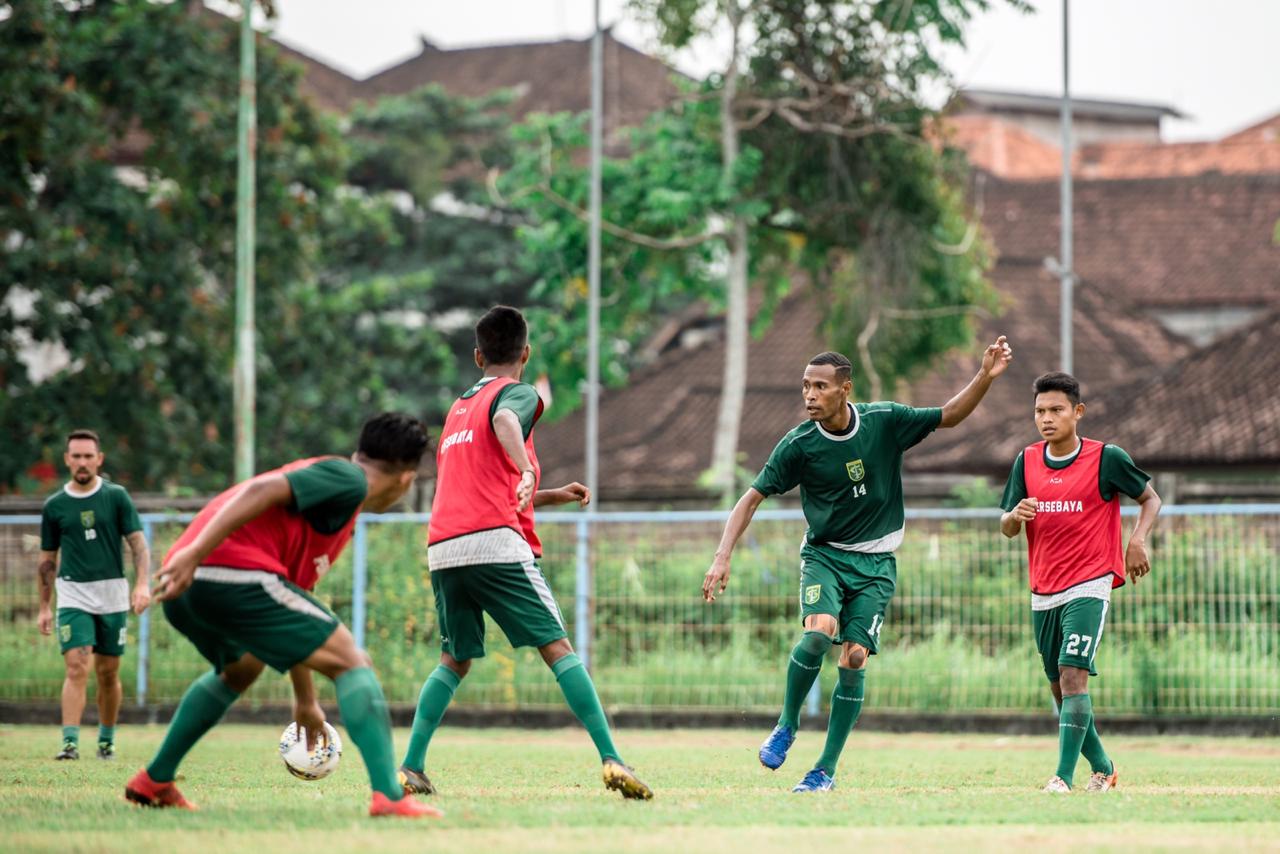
{"left": 1, "top": 506, "right": 1276, "bottom": 716}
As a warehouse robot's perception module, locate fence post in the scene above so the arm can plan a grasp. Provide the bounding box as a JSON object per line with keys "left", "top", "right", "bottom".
{"left": 136, "top": 518, "right": 153, "bottom": 708}
{"left": 352, "top": 516, "right": 368, "bottom": 650}
{"left": 575, "top": 516, "right": 591, "bottom": 670}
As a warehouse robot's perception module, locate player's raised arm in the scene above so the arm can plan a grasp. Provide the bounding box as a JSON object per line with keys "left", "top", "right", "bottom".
{"left": 939, "top": 335, "right": 1013, "bottom": 428}
{"left": 534, "top": 482, "right": 590, "bottom": 508}
{"left": 154, "top": 474, "right": 294, "bottom": 602}
{"left": 704, "top": 487, "right": 767, "bottom": 602}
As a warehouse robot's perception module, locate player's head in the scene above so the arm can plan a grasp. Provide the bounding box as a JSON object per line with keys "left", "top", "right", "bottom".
{"left": 64, "top": 429, "right": 104, "bottom": 484}
{"left": 803, "top": 352, "right": 853, "bottom": 422}
{"left": 1032, "top": 372, "right": 1085, "bottom": 443}
{"left": 474, "top": 305, "right": 531, "bottom": 374}
{"left": 353, "top": 413, "right": 430, "bottom": 512}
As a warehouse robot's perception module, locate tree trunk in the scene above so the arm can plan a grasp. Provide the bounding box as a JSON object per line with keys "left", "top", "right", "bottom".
{"left": 710, "top": 1, "right": 748, "bottom": 506}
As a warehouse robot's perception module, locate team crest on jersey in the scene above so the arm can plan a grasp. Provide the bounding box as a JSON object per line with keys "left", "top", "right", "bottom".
{"left": 845, "top": 459, "right": 865, "bottom": 482}
{"left": 80, "top": 510, "right": 95, "bottom": 528}
{"left": 803, "top": 584, "right": 822, "bottom": 605}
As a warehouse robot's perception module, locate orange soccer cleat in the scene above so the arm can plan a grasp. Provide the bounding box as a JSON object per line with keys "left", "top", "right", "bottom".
{"left": 368, "top": 791, "right": 444, "bottom": 819}
{"left": 124, "top": 768, "right": 198, "bottom": 810}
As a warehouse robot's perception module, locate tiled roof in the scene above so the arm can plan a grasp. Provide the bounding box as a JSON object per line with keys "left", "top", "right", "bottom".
{"left": 941, "top": 115, "right": 1062, "bottom": 180}
{"left": 1076, "top": 139, "right": 1280, "bottom": 179}
{"left": 1223, "top": 110, "right": 1280, "bottom": 144}
{"left": 1085, "top": 309, "right": 1280, "bottom": 468}
{"left": 980, "top": 173, "right": 1280, "bottom": 308}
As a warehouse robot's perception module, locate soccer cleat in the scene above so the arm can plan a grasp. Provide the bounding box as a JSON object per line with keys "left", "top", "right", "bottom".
{"left": 1086, "top": 764, "right": 1118, "bottom": 792}
{"left": 97, "top": 741, "right": 116, "bottom": 760}
{"left": 55, "top": 741, "right": 79, "bottom": 761}
{"left": 758, "top": 724, "right": 796, "bottom": 770}
{"left": 124, "top": 768, "right": 198, "bottom": 810}
{"left": 602, "top": 759, "right": 654, "bottom": 800}
{"left": 369, "top": 791, "right": 444, "bottom": 818}
{"left": 792, "top": 767, "right": 835, "bottom": 793}
{"left": 397, "top": 765, "right": 436, "bottom": 796}
{"left": 1042, "top": 775, "right": 1071, "bottom": 793}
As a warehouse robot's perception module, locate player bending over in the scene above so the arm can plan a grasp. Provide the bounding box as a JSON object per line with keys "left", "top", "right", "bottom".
{"left": 398, "top": 305, "right": 652, "bottom": 801}
{"left": 999, "top": 371, "right": 1160, "bottom": 793}
{"left": 704, "top": 340, "right": 1012, "bottom": 792}
{"left": 124, "top": 413, "right": 440, "bottom": 818}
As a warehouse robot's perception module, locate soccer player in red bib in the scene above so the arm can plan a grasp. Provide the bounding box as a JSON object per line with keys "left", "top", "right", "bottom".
{"left": 1000, "top": 372, "right": 1161, "bottom": 793}
{"left": 124, "top": 413, "right": 441, "bottom": 819}
{"left": 397, "top": 306, "right": 652, "bottom": 800}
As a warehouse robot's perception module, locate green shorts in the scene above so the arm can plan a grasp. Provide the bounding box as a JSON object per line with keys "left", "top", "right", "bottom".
{"left": 798, "top": 543, "right": 895, "bottom": 653}
{"left": 431, "top": 561, "right": 568, "bottom": 662}
{"left": 162, "top": 568, "right": 340, "bottom": 674}
{"left": 1032, "top": 596, "right": 1110, "bottom": 681}
{"left": 57, "top": 608, "right": 127, "bottom": 656}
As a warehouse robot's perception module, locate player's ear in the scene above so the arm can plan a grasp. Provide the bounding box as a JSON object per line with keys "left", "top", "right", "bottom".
{"left": 1076, "top": 403, "right": 1086, "bottom": 419}
{"left": 521, "top": 343, "right": 531, "bottom": 365}
{"left": 474, "top": 348, "right": 484, "bottom": 370}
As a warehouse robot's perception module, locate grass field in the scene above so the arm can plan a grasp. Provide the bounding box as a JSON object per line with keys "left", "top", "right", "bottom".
{"left": 3, "top": 724, "right": 1278, "bottom": 853}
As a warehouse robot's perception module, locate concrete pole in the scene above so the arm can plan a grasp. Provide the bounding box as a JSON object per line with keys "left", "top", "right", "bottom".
{"left": 1059, "top": 0, "right": 1074, "bottom": 374}
{"left": 233, "top": 0, "right": 257, "bottom": 481}
{"left": 586, "top": 0, "right": 602, "bottom": 508}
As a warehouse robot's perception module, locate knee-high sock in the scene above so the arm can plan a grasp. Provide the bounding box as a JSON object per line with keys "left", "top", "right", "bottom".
{"left": 335, "top": 667, "right": 402, "bottom": 799}
{"left": 1056, "top": 693, "right": 1093, "bottom": 787}
{"left": 147, "top": 671, "right": 239, "bottom": 782}
{"left": 815, "top": 667, "right": 865, "bottom": 775}
{"left": 779, "top": 631, "right": 830, "bottom": 730}
{"left": 552, "top": 653, "right": 622, "bottom": 763}
{"left": 401, "top": 665, "right": 460, "bottom": 772}
{"left": 1080, "top": 716, "right": 1112, "bottom": 774}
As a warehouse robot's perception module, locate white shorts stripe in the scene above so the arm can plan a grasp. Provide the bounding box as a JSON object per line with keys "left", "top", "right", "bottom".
{"left": 1090, "top": 600, "right": 1109, "bottom": 667}
{"left": 521, "top": 560, "right": 566, "bottom": 631}
{"left": 194, "top": 566, "right": 334, "bottom": 623}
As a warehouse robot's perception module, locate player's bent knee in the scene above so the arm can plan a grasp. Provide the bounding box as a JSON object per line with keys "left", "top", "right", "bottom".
{"left": 94, "top": 655, "right": 121, "bottom": 678}
{"left": 538, "top": 638, "right": 574, "bottom": 667}
{"left": 221, "top": 657, "right": 265, "bottom": 693}
{"left": 441, "top": 654, "right": 471, "bottom": 678}
{"left": 305, "top": 625, "right": 366, "bottom": 679}
{"left": 803, "top": 614, "right": 839, "bottom": 636}
{"left": 1059, "top": 666, "right": 1089, "bottom": 695}
{"left": 841, "top": 644, "right": 869, "bottom": 669}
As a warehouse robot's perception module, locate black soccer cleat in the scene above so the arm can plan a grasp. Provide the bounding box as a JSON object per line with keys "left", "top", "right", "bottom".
{"left": 97, "top": 741, "right": 116, "bottom": 760}
{"left": 602, "top": 759, "right": 653, "bottom": 800}
{"left": 397, "top": 765, "right": 436, "bottom": 795}
{"left": 55, "top": 741, "right": 79, "bottom": 761}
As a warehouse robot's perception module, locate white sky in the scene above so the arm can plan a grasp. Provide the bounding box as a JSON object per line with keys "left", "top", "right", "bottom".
{"left": 262, "top": 0, "right": 1280, "bottom": 142}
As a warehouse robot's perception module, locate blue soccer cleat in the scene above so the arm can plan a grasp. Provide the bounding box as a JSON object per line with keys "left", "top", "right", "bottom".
{"left": 792, "top": 767, "right": 835, "bottom": 793}
{"left": 758, "top": 724, "right": 796, "bottom": 770}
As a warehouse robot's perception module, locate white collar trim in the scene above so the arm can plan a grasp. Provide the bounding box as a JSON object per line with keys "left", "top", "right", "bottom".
{"left": 1046, "top": 440, "right": 1083, "bottom": 462}
{"left": 816, "top": 403, "right": 859, "bottom": 442}
{"left": 63, "top": 477, "right": 103, "bottom": 499}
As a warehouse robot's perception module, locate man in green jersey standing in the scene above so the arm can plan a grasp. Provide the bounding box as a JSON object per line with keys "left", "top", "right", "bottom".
{"left": 704, "top": 339, "right": 1012, "bottom": 792}
{"left": 37, "top": 429, "right": 151, "bottom": 760}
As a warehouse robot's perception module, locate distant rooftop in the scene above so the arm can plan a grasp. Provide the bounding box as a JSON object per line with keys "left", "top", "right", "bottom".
{"left": 957, "top": 88, "right": 1187, "bottom": 122}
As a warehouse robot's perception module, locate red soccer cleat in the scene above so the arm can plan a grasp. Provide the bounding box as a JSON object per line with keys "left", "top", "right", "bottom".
{"left": 124, "top": 768, "right": 198, "bottom": 810}
{"left": 368, "top": 791, "right": 444, "bottom": 819}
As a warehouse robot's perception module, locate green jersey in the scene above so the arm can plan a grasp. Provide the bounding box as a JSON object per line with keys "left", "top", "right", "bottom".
{"left": 41, "top": 477, "right": 142, "bottom": 614}
{"left": 753, "top": 402, "right": 942, "bottom": 552}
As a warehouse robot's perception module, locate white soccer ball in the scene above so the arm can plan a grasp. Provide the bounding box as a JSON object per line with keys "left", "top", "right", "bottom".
{"left": 278, "top": 720, "right": 342, "bottom": 781}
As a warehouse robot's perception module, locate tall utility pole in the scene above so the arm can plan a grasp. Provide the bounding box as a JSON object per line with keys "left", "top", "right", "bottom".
{"left": 1059, "top": 0, "right": 1074, "bottom": 374}
{"left": 233, "top": 0, "right": 257, "bottom": 481}
{"left": 586, "top": 0, "right": 603, "bottom": 508}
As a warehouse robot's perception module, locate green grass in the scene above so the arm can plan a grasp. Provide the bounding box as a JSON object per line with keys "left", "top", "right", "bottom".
{"left": 3, "top": 724, "right": 1278, "bottom": 852}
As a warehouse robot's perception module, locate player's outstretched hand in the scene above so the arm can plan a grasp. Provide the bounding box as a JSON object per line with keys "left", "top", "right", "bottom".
{"left": 154, "top": 546, "right": 199, "bottom": 602}
{"left": 703, "top": 559, "right": 731, "bottom": 603}
{"left": 553, "top": 482, "right": 591, "bottom": 507}
{"left": 982, "top": 335, "right": 1013, "bottom": 378}
{"left": 294, "top": 700, "right": 328, "bottom": 752}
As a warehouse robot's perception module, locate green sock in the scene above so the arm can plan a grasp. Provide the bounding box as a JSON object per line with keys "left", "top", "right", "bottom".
{"left": 1080, "top": 717, "right": 1112, "bottom": 775}
{"left": 815, "top": 667, "right": 866, "bottom": 775}
{"left": 98, "top": 724, "right": 116, "bottom": 746}
{"left": 147, "top": 671, "right": 238, "bottom": 782}
{"left": 401, "top": 665, "right": 460, "bottom": 772}
{"left": 551, "top": 653, "right": 622, "bottom": 763}
{"left": 62, "top": 725, "right": 79, "bottom": 746}
{"left": 335, "top": 667, "right": 402, "bottom": 799}
{"left": 779, "top": 631, "right": 830, "bottom": 730}
{"left": 1056, "top": 693, "right": 1093, "bottom": 787}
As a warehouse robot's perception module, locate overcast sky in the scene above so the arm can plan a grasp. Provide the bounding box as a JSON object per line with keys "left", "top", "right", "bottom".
{"left": 263, "top": 0, "right": 1280, "bottom": 142}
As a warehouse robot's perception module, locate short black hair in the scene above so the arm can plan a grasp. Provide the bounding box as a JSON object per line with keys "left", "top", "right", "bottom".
{"left": 356, "top": 413, "right": 429, "bottom": 471}
{"left": 808, "top": 351, "right": 853, "bottom": 383}
{"left": 66, "top": 429, "right": 100, "bottom": 449}
{"left": 475, "top": 305, "right": 528, "bottom": 366}
{"left": 1033, "top": 371, "right": 1081, "bottom": 406}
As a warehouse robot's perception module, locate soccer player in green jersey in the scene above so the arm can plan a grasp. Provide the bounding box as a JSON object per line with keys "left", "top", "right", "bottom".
{"left": 704, "top": 339, "right": 1012, "bottom": 792}
{"left": 999, "top": 372, "right": 1161, "bottom": 793}
{"left": 37, "top": 429, "right": 151, "bottom": 761}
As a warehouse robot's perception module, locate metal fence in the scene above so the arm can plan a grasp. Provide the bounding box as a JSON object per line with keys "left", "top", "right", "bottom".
{"left": 1, "top": 505, "right": 1277, "bottom": 716}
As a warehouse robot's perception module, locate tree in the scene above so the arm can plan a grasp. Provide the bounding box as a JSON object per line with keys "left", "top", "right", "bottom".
{"left": 499, "top": 0, "right": 1002, "bottom": 501}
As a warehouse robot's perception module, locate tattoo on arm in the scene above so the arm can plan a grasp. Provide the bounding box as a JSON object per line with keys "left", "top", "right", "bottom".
{"left": 37, "top": 555, "right": 56, "bottom": 606}
{"left": 127, "top": 531, "right": 151, "bottom": 581}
